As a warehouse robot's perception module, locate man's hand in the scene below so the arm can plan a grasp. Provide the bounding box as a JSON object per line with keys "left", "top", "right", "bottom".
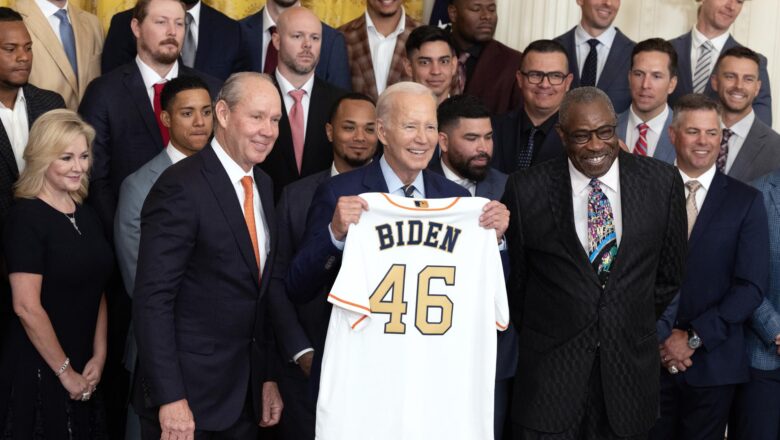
{"left": 331, "top": 196, "right": 368, "bottom": 241}
{"left": 298, "top": 351, "right": 314, "bottom": 377}
{"left": 660, "top": 329, "right": 694, "bottom": 372}
{"left": 775, "top": 333, "right": 780, "bottom": 355}
{"left": 159, "top": 399, "right": 195, "bottom": 440}
{"left": 259, "top": 381, "right": 283, "bottom": 427}
{"left": 479, "top": 200, "right": 510, "bottom": 242}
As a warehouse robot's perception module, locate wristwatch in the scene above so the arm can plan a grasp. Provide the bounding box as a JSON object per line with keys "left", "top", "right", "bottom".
{"left": 687, "top": 328, "right": 702, "bottom": 350}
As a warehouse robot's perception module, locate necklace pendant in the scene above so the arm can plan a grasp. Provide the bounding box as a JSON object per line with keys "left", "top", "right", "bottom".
{"left": 64, "top": 213, "right": 81, "bottom": 235}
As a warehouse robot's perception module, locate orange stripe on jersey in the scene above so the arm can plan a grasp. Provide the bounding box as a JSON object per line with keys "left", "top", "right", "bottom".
{"left": 380, "top": 193, "right": 461, "bottom": 211}
{"left": 496, "top": 321, "right": 508, "bottom": 330}
{"left": 329, "top": 293, "right": 371, "bottom": 313}
{"left": 351, "top": 315, "right": 368, "bottom": 329}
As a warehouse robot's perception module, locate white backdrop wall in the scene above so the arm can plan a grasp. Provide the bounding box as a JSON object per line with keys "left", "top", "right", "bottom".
{"left": 489, "top": 0, "right": 780, "bottom": 130}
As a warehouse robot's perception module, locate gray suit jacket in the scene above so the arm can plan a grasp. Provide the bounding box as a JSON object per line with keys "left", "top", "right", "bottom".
{"left": 729, "top": 118, "right": 780, "bottom": 183}
{"left": 114, "top": 150, "right": 173, "bottom": 371}
{"left": 616, "top": 109, "right": 676, "bottom": 165}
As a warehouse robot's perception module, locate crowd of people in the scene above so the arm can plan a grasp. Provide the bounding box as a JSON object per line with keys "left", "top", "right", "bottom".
{"left": 0, "top": 0, "right": 777, "bottom": 439}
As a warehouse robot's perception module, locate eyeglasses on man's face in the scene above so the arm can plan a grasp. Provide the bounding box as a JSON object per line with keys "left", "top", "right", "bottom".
{"left": 563, "top": 125, "right": 617, "bottom": 145}
{"left": 520, "top": 70, "right": 568, "bottom": 85}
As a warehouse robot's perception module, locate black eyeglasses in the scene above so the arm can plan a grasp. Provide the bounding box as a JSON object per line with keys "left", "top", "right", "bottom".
{"left": 563, "top": 125, "right": 617, "bottom": 145}
{"left": 520, "top": 71, "right": 568, "bottom": 85}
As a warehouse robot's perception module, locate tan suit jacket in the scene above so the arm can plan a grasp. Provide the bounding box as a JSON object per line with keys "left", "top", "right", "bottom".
{"left": 16, "top": 0, "right": 103, "bottom": 110}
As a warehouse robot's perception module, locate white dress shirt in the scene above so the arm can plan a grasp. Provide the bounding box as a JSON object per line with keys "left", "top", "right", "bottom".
{"left": 690, "top": 27, "right": 730, "bottom": 84}
{"left": 260, "top": 6, "right": 276, "bottom": 72}
{"left": 366, "top": 8, "right": 406, "bottom": 95}
{"left": 164, "top": 143, "right": 188, "bottom": 165}
{"left": 679, "top": 164, "right": 716, "bottom": 212}
{"left": 211, "top": 138, "right": 270, "bottom": 276}
{"left": 626, "top": 104, "right": 670, "bottom": 157}
{"left": 185, "top": 1, "right": 201, "bottom": 48}
{"left": 135, "top": 56, "right": 179, "bottom": 108}
{"left": 34, "top": 0, "right": 70, "bottom": 44}
{"left": 570, "top": 158, "right": 623, "bottom": 252}
{"left": 441, "top": 159, "right": 476, "bottom": 196}
{"left": 0, "top": 90, "right": 29, "bottom": 173}
{"left": 574, "top": 24, "right": 617, "bottom": 84}
{"left": 723, "top": 110, "right": 755, "bottom": 174}
{"left": 276, "top": 70, "right": 315, "bottom": 141}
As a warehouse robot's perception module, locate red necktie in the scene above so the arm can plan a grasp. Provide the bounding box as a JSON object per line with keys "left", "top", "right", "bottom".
{"left": 634, "top": 123, "right": 648, "bottom": 156}
{"left": 263, "top": 26, "right": 278, "bottom": 75}
{"left": 288, "top": 89, "right": 306, "bottom": 174}
{"left": 153, "top": 82, "right": 169, "bottom": 147}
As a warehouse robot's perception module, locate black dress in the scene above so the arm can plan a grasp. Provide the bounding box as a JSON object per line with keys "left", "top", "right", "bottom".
{"left": 0, "top": 198, "right": 112, "bottom": 439}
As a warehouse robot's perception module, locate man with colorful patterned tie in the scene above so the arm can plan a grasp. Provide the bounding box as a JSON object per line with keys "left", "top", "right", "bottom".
{"left": 616, "top": 38, "right": 678, "bottom": 165}
{"left": 503, "top": 86, "right": 687, "bottom": 439}
{"left": 651, "top": 93, "right": 768, "bottom": 440}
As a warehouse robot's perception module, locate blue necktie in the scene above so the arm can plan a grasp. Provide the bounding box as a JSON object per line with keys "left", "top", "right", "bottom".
{"left": 403, "top": 185, "right": 416, "bottom": 198}
{"left": 54, "top": 9, "right": 78, "bottom": 80}
{"left": 581, "top": 39, "right": 599, "bottom": 87}
{"left": 517, "top": 126, "right": 537, "bottom": 170}
{"left": 588, "top": 179, "right": 618, "bottom": 286}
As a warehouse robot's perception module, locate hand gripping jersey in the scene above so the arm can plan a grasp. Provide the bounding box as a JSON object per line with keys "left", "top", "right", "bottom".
{"left": 316, "top": 193, "right": 509, "bottom": 440}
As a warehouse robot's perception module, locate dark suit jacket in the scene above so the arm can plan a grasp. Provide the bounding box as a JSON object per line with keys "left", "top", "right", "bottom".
{"left": 673, "top": 172, "right": 768, "bottom": 386}
{"left": 133, "top": 144, "right": 277, "bottom": 431}
{"left": 261, "top": 77, "right": 345, "bottom": 201}
{"left": 491, "top": 108, "right": 565, "bottom": 174}
{"left": 555, "top": 27, "right": 635, "bottom": 113}
{"left": 101, "top": 5, "right": 247, "bottom": 81}
{"left": 502, "top": 151, "right": 687, "bottom": 436}
{"left": 286, "top": 158, "right": 470, "bottom": 305}
{"left": 669, "top": 32, "right": 772, "bottom": 125}
{"left": 616, "top": 108, "right": 676, "bottom": 165}
{"left": 78, "top": 62, "right": 221, "bottom": 236}
{"left": 240, "top": 8, "right": 351, "bottom": 91}
{"left": 729, "top": 117, "right": 780, "bottom": 183}
{"left": 0, "top": 84, "right": 64, "bottom": 224}
{"left": 339, "top": 12, "right": 419, "bottom": 101}
{"left": 462, "top": 39, "right": 522, "bottom": 116}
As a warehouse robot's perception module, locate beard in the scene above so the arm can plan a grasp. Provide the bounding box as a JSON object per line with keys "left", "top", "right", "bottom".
{"left": 281, "top": 51, "right": 317, "bottom": 75}
{"left": 450, "top": 152, "right": 490, "bottom": 182}
{"left": 140, "top": 38, "right": 180, "bottom": 65}
{"left": 343, "top": 153, "right": 373, "bottom": 169}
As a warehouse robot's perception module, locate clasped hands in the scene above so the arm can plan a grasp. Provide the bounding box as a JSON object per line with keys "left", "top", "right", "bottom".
{"left": 659, "top": 329, "right": 694, "bottom": 374}
{"left": 59, "top": 355, "right": 102, "bottom": 402}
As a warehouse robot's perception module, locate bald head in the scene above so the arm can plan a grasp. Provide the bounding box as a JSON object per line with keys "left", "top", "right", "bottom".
{"left": 273, "top": 7, "right": 322, "bottom": 81}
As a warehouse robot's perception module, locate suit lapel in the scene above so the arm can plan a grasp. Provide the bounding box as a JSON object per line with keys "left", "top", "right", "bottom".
{"left": 606, "top": 152, "right": 639, "bottom": 285}
{"left": 729, "top": 118, "right": 765, "bottom": 181}
{"left": 70, "top": 5, "right": 92, "bottom": 89}
{"left": 301, "top": 79, "right": 325, "bottom": 174}
{"left": 768, "top": 175, "right": 780, "bottom": 221}
{"left": 688, "top": 172, "right": 728, "bottom": 250}
{"left": 676, "top": 32, "right": 694, "bottom": 94}
{"left": 354, "top": 17, "right": 378, "bottom": 98}
{"left": 597, "top": 30, "right": 630, "bottom": 90}
{"left": 386, "top": 15, "right": 414, "bottom": 86}
{"left": 705, "top": 36, "right": 739, "bottom": 95}
{"left": 253, "top": 166, "right": 275, "bottom": 296}
{"left": 653, "top": 110, "right": 676, "bottom": 164}
{"left": 19, "top": 0, "right": 78, "bottom": 93}
{"left": 0, "top": 118, "right": 16, "bottom": 178}
{"left": 194, "top": 5, "right": 215, "bottom": 70}
{"left": 362, "top": 160, "right": 390, "bottom": 193}
{"left": 562, "top": 28, "right": 580, "bottom": 84}
{"left": 124, "top": 64, "right": 164, "bottom": 148}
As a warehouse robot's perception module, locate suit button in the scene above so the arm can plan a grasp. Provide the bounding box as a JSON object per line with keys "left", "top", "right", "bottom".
{"left": 252, "top": 337, "right": 256, "bottom": 343}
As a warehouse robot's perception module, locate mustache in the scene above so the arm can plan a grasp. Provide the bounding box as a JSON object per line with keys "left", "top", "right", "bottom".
{"left": 469, "top": 152, "right": 491, "bottom": 162}
{"left": 160, "top": 38, "right": 179, "bottom": 47}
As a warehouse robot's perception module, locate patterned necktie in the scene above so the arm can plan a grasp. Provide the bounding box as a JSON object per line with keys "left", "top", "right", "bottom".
{"left": 403, "top": 184, "right": 416, "bottom": 198}
{"left": 580, "top": 39, "right": 600, "bottom": 87}
{"left": 264, "top": 26, "right": 278, "bottom": 74}
{"left": 240, "top": 176, "right": 262, "bottom": 280}
{"left": 54, "top": 9, "right": 78, "bottom": 79}
{"left": 588, "top": 179, "right": 618, "bottom": 286}
{"left": 685, "top": 180, "right": 702, "bottom": 238}
{"left": 456, "top": 51, "right": 470, "bottom": 94}
{"left": 717, "top": 128, "right": 732, "bottom": 173}
{"left": 516, "top": 127, "right": 537, "bottom": 170}
{"left": 288, "top": 89, "right": 307, "bottom": 174}
{"left": 181, "top": 12, "right": 196, "bottom": 67}
{"left": 693, "top": 41, "right": 715, "bottom": 94}
{"left": 153, "top": 82, "right": 169, "bottom": 147}
{"left": 634, "top": 123, "right": 649, "bottom": 156}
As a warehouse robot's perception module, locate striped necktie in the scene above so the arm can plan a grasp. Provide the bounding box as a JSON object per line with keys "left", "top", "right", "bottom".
{"left": 588, "top": 179, "right": 618, "bottom": 286}
{"left": 693, "top": 41, "right": 715, "bottom": 94}
{"left": 634, "top": 123, "right": 649, "bottom": 156}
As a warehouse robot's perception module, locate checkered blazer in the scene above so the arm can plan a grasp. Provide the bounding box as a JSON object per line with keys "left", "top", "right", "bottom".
{"left": 339, "top": 11, "right": 419, "bottom": 101}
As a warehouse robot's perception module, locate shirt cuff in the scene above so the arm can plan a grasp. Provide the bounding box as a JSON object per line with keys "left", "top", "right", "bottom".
{"left": 328, "top": 223, "right": 346, "bottom": 250}
{"left": 498, "top": 237, "right": 507, "bottom": 251}
{"left": 292, "top": 348, "right": 314, "bottom": 363}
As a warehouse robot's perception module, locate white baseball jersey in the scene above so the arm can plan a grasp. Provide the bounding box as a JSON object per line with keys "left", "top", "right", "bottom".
{"left": 316, "top": 192, "right": 509, "bottom": 440}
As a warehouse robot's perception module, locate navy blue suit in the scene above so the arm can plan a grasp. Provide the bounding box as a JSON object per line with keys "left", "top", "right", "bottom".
{"left": 669, "top": 32, "right": 772, "bottom": 126}
{"left": 240, "top": 8, "right": 352, "bottom": 91}
{"left": 652, "top": 172, "right": 769, "bottom": 440}
{"left": 101, "top": 5, "right": 248, "bottom": 81}
{"left": 616, "top": 108, "right": 676, "bottom": 165}
{"left": 554, "top": 27, "right": 635, "bottom": 113}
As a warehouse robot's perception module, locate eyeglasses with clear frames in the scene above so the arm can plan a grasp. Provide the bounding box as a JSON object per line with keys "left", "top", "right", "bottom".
{"left": 520, "top": 71, "right": 568, "bottom": 85}
{"left": 564, "top": 125, "right": 617, "bottom": 145}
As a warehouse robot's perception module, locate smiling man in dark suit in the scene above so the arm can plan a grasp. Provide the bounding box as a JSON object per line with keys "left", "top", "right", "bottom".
{"left": 133, "top": 72, "right": 283, "bottom": 439}
{"left": 554, "top": 0, "right": 635, "bottom": 113}
{"left": 503, "top": 86, "right": 687, "bottom": 439}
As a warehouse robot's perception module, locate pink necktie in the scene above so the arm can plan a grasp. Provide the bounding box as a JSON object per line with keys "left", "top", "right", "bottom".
{"left": 288, "top": 89, "right": 306, "bottom": 174}
{"left": 634, "top": 123, "right": 648, "bottom": 156}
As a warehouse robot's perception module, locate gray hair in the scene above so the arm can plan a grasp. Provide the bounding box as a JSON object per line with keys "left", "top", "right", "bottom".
{"left": 376, "top": 81, "right": 437, "bottom": 123}
{"left": 558, "top": 87, "right": 616, "bottom": 127}
{"left": 217, "top": 72, "right": 275, "bottom": 109}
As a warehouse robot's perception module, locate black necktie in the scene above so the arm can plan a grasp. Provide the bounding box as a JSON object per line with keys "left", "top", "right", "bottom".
{"left": 581, "top": 39, "right": 600, "bottom": 87}
{"left": 517, "top": 127, "right": 537, "bottom": 170}
{"left": 403, "top": 185, "right": 416, "bottom": 198}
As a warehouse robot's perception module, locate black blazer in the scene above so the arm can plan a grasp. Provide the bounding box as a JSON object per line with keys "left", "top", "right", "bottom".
{"left": 502, "top": 151, "right": 687, "bottom": 437}
{"left": 101, "top": 5, "right": 248, "bottom": 81}
{"left": 132, "top": 144, "right": 277, "bottom": 431}
{"left": 491, "top": 108, "right": 565, "bottom": 174}
{"left": 261, "top": 77, "right": 346, "bottom": 201}
{"left": 555, "top": 27, "right": 635, "bottom": 113}
{"left": 78, "top": 62, "right": 221, "bottom": 235}
{"left": 0, "top": 84, "right": 64, "bottom": 224}
{"left": 669, "top": 31, "right": 772, "bottom": 125}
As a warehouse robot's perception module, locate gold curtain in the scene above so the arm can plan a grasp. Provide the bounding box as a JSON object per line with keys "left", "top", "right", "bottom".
{"left": 1, "top": 1, "right": 423, "bottom": 33}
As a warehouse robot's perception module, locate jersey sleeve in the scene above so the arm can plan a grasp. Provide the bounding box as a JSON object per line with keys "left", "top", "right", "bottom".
{"left": 328, "top": 222, "right": 372, "bottom": 331}
{"left": 489, "top": 239, "right": 510, "bottom": 332}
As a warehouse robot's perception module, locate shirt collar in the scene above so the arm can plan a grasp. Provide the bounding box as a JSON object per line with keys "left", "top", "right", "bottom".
{"left": 0, "top": 88, "right": 26, "bottom": 111}
{"left": 568, "top": 155, "right": 620, "bottom": 195}
{"left": 723, "top": 110, "right": 755, "bottom": 138}
{"left": 440, "top": 158, "right": 474, "bottom": 189}
{"left": 380, "top": 154, "right": 424, "bottom": 195}
{"left": 262, "top": 6, "right": 276, "bottom": 33}
{"left": 575, "top": 24, "right": 617, "bottom": 50}
{"left": 186, "top": 1, "right": 201, "bottom": 27}
{"left": 275, "top": 69, "right": 315, "bottom": 97}
{"left": 628, "top": 104, "right": 669, "bottom": 135}
{"left": 135, "top": 56, "right": 179, "bottom": 90}
{"left": 330, "top": 162, "right": 339, "bottom": 177}
{"left": 35, "top": 0, "right": 66, "bottom": 18}
{"left": 679, "top": 164, "right": 717, "bottom": 192}
{"left": 165, "top": 143, "right": 188, "bottom": 164}
{"left": 211, "top": 138, "right": 254, "bottom": 184}
{"left": 365, "top": 7, "right": 406, "bottom": 38}
{"left": 691, "top": 26, "right": 730, "bottom": 53}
